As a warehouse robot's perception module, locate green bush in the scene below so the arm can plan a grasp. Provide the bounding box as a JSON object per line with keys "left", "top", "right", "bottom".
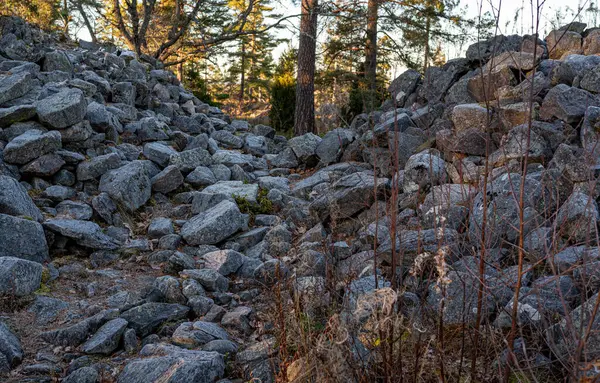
{"left": 269, "top": 76, "right": 296, "bottom": 134}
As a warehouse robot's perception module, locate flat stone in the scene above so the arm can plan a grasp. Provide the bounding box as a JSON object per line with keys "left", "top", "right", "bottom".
{"left": 0, "top": 105, "right": 36, "bottom": 128}
{"left": 120, "top": 303, "right": 190, "bottom": 337}
{"left": 36, "top": 88, "right": 87, "bottom": 128}
{"left": 44, "top": 219, "right": 119, "bottom": 249}
{"left": 81, "top": 318, "right": 128, "bottom": 355}
{"left": 3, "top": 130, "right": 62, "bottom": 165}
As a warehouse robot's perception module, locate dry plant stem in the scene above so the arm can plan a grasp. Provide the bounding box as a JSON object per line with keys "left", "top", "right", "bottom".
{"left": 470, "top": 1, "right": 502, "bottom": 378}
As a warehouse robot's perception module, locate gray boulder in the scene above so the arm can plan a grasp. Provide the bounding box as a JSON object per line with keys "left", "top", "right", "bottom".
{"left": 120, "top": 303, "right": 190, "bottom": 337}
{"left": 36, "top": 88, "right": 87, "bottom": 128}
{"left": 0, "top": 175, "right": 42, "bottom": 221}
{"left": 316, "top": 128, "right": 354, "bottom": 164}
{"left": 203, "top": 250, "right": 244, "bottom": 276}
{"left": 403, "top": 150, "right": 447, "bottom": 193}
{"left": 0, "top": 72, "right": 33, "bottom": 105}
{"left": 81, "top": 318, "right": 128, "bottom": 355}
{"left": 3, "top": 130, "right": 61, "bottom": 164}
{"left": 172, "top": 321, "right": 229, "bottom": 348}
{"left": 117, "top": 344, "right": 224, "bottom": 383}
{"left": 180, "top": 269, "right": 229, "bottom": 292}
{"left": 540, "top": 84, "right": 598, "bottom": 123}
{"left": 40, "top": 309, "right": 119, "bottom": 347}
{"left": 63, "top": 367, "right": 99, "bottom": 383}
{"left": 181, "top": 200, "right": 246, "bottom": 245}
{"left": 99, "top": 161, "right": 151, "bottom": 211}
{"left": 169, "top": 148, "right": 212, "bottom": 173}
{"left": 555, "top": 191, "right": 599, "bottom": 243}
{"left": 288, "top": 133, "right": 322, "bottom": 165}
{"left": 0, "top": 257, "right": 42, "bottom": 297}
{"left": 0, "top": 214, "right": 48, "bottom": 262}
{"left": 44, "top": 219, "right": 119, "bottom": 249}
{"left": 151, "top": 165, "right": 184, "bottom": 194}
{"left": 0, "top": 105, "right": 36, "bottom": 128}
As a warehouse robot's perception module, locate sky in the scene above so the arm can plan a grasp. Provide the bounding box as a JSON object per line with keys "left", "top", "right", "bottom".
{"left": 77, "top": 0, "right": 592, "bottom": 76}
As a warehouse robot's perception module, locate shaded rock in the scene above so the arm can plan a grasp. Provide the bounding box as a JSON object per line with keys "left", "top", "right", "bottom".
{"left": 172, "top": 321, "right": 228, "bottom": 348}
{"left": 40, "top": 309, "right": 120, "bottom": 347}
{"left": 120, "top": 303, "right": 189, "bottom": 337}
{"left": 81, "top": 318, "right": 128, "bottom": 355}
{"left": 540, "top": 84, "right": 598, "bottom": 124}
{"left": 151, "top": 165, "right": 184, "bottom": 194}
{"left": 0, "top": 321, "right": 23, "bottom": 368}
{"left": 3, "top": 130, "right": 61, "bottom": 164}
{"left": 203, "top": 250, "right": 244, "bottom": 276}
{"left": 44, "top": 219, "right": 119, "bottom": 249}
{"left": 180, "top": 269, "right": 229, "bottom": 292}
{"left": 0, "top": 105, "right": 36, "bottom": 128}
{"left": 99, "top": 161, "right": 151, "bottom": 212}
{"left": 0, "top": 214, "right": 48, "bottom": 262}
{"left": 0, "top": 175, "right": 42, "bottom": 221}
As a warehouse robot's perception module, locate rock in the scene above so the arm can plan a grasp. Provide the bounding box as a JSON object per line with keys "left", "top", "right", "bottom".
{"left": 270, "top": 147, "right": 298, "bottom": 168}
{"left": 3, "top": 130, "right": 61, "bottom": 164}
{"left": 148, "top": 217, "right": 174, "bottom": 239}
{"left": 203, "top": 178, "right": 257, "bottom": 199}
{"left": 44, "top": 219, "right": 119, "bottom": 249}
{"left": 0, "top": 256, "right": 42, "bottom": 297}
{"left": 187, "top": 295, "right": 214, "bottom": 317}
{"left": 550, "top": 246, "right": 600, "bottom": 272}
{"left": 81, "top": 318, "right": 128, "bottom": 355}
{"left": 180, "top": 269, "right": 229, "bottom": 292}
{"left": 181, "top": 200, "right": 246, "bottom": 245}
{"left": 186, "top": 166, "right": 216, "bottom": 186}
{"left": 151, "top": 165, "right": 184, "bottom": 194}
{"left": 28, "top": 296, "right": 69, "bottom": 325}
{"left": 451, "top": 103, "right": 491, "bottom": 133}
{"left": 202, "top": 339, "right": 238, "bottom": 355}
{"left": 99, "top": 161, "right": 151, "bottom": 212}
{"left": 43, "top": 50, "right": 72, "bottom": 72}
{"left": 0, "top": 321, "right": 23, "bottom": 368}
{"left": 56, "top": 201, "right": 93, "bottom": 220}
{"left": 43, "top": 185, "right": 76, "bottom": 201}
{"left": 92, "top": 192, "right": 116, "bottom": 224}
{"left": 546, "top": 30, "right": 582, "bottom": 59}
{"left": 0, "top": 72, "right": 33, "bottom": 105}
{"left": 0, "top": 175, "right": 42, "bottom": 221}
{"left": 388, "top": 69, "right": 421, "bottom": 106}
{"left": 403, "top": 150, "right": 447, "bottom": 193}
{"left": 36, "top": 88, "right": 87, "bottom": 128}
{"left": 120, "top": 303, "right": 189, "bottom": 337}
{"left": 63, "top": 366, "right": 99, "bottom": 383}
{"left": 221, "top": 306, "right": 253, "bottom": 336}
{"left": 315, "top": 128, "right": 354, "bottom": 164}
{"left": 143, "top": 142, "right": 177, "bottom": 168}
{"left": 117, "top": 344, "right": 224, "bottom": 383}
{"left": 555, "top": 191, "right": 599, "bottom": 243}
{"left": 203, "top": 250, "right": 244, "bottom": 276}
{"left": 288, "top": 133, "right": 322, "bottom": 165}
{"left": 172, "top": 321, "right": 229, "bottom": 348}
{"left": 0, "top": 214, "right": 48, "bottom": 262}
{"left": 467, "top": 66, "right": 516, "bottom": 102}
{"left": 469, "top": 173, "right": 553, "bottom": 248}
{"left": 540, "top": 84, "right": 598, "bottom": 124}
{"left": 112, "top": 82, "right": 136, "bottom": 105}
{"left": 169, "top": 148, "right": 212, "bottom": 173}
{"left": 20, "top": 153, "right": 65, "bottom": 176}
{"left": 253, "top": 259, "right": 289, "bottom": 286}
{"left": 0, "top": 105, "right": 36, "bottom": 128}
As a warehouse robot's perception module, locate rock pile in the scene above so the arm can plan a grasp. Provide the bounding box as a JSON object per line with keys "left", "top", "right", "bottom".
{"left": 2, "top": 14, "right": 600, "bottom": 381}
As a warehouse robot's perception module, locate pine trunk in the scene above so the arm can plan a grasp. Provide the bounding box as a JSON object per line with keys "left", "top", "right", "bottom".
{"left": 294, "top": 0, "right": 318, "bottom": 136}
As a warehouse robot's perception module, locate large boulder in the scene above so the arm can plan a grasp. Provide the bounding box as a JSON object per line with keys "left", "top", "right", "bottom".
{"left": 288, "top": 133, "right": 322, "bottom": 166}
{"left": 0, "top": 214, "right": 48, "bottom": 262}
{"left": 181, "top": 200, "right": 246, "bottom": 245}
{"left": 99, "top": 161, "right": 151, "bottom": 212}
{"left": 80, "top": 318, "right": 128, "bottom": 355}
{"left": 117, "top": 343, "right": 224, "bottom": 383}
{"left": 3, "top": 130, "right": 62, "bottom": 164}
{"left": 0, "top": 257, "right": 42, "bottom": 297}
{"left": 120, "top": 303, "right": 189, "bottom": 337}
{"left": 555, "top": 191, "right": 599, "bottom": 243}
{"left": 0, "top": 72, "right": 33, "bottom": 105}
{"left": 0, "top": 175, "right": 42, "bottom": 221}
{"left": 44, "top": 219, "right": 119, "bottom": 249}
{"left": 403, "top": 150, "right": 448, "bottom": 193}
{"left": 540, "top": 84, "right": 598, "bottom": 124}
{"left": 35, "top": 88, "right": 87, "bottom": 128}
{"left": 388, "top": 69, "right": 421, "bottom": 106}
{"left": 316, "top": 128, "right": 355, "bottom": 165}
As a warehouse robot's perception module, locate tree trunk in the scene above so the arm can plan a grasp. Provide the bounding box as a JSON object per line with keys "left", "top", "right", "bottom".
{"left": 62, "top": 0, "right": 69, "bottom": 36}
{"left": 422, "top": 4, "right": 432, "bottom": 74}
{"left": 77, "top": 3, "right": 98, "bottom": 43}
{"left": 364, "top": 0, "right": 378, "bottom": 111}
{"left": 294, "top": 0, "right": 318, "bottom": 136}
{"left": 240, "top": 40, "right": 246, "bottom": 112}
